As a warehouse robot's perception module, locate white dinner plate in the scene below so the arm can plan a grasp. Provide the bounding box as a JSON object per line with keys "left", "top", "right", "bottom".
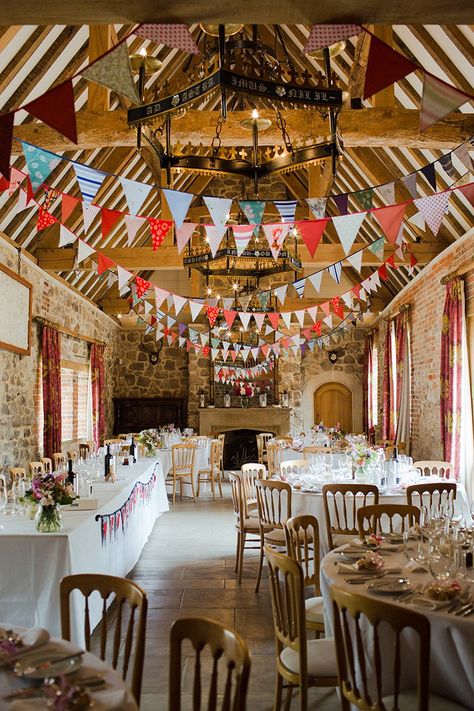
{"left": 367, "top": 580, "right": 411, "bottom": 594}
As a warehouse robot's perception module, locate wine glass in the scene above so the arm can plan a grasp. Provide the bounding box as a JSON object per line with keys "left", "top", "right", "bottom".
{"left": 428, "top": 537, "right": 458, "bottom": 581}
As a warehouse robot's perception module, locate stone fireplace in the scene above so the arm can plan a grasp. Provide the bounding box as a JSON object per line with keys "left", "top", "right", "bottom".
{"left": 198, "top": 407, "right": 291, "bottom": 437}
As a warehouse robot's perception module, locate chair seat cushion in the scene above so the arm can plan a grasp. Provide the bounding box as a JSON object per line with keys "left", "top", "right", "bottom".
{"left": 382, "top": 692, "right": 468, "bottom": 711}
{"left": 264, "top": 528, "right": 286, "bottom": 545}
{"left": 236, "top": 518, "right": 260, "bottom": 532}
{"left": 332, "top": 533, "right": 356, "bottom": 548}
{"left": 305, "top": 596, "right": 325, "bottom": 624}
{"left": 280, "top": 638, "right": 337, "bottom": 678}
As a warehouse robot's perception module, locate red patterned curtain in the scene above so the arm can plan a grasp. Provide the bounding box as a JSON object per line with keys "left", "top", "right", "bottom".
{"left": 363, "top": 332, "right": 374, "bottom": 436}
{"left": 42, "top": 325, "right": 62, "bottom": 458}
{"left": 440, "top": 278, "right": 464, "bottom": 479}
{"left": 382, "top": 320, "right": 395, "bottom": 441}
{"left": 91, "top": 344, "right": 106, "bottom": 449}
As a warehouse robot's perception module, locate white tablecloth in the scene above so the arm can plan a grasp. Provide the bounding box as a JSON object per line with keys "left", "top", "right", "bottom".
{"left": 292, "top": 482, "right": 471, "bottom": 555}
{"left": 0, "top": 461, "right": 169, "bottom": 641}
{"left": 0, "top": 627, "right": 138, "bottom": 709}
{"left": 320, "top": 548, "right": 474, "bottom": 708}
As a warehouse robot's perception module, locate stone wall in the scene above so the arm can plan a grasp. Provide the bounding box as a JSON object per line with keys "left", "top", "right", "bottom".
{"left": 0, "top": 234, "right": 120, "bottom": 472}
{"left": 375, "top": 229, "right": 474, "bottom": 462}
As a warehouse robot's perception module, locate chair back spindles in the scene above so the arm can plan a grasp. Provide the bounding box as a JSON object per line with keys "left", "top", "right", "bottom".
{"left": 266, "top": 445, "right": 288, "bottom": 478}
{"left": 60, "top": 573, "right": 147, "bottom": 705}
{"left": 406, "top": 482, "right": 457, "bottom": 517}
{"left": 40, "top": 458, "right": 52, "bottom": 473}
{"left": 285, "top": 514, "right": 320, "bottom": 597}
{"left": 240, "top": 463, "right": 266, "bottom": 517}
{"left": 171, "top": 443, "right": 197, "bottom": 504}
{"left": 9, "top": 467, "right": 27, "bottom": 484}
{"left": 256, "top": 479, "right": 292, "bottom": 531}
{"left": 280, "top": 459, "right": 307, "bottom": 478}
{"left": 357, "top": 503, "right": 421, "bottom": 539}
{"left": 29, "top": 461, "right": 45, "bottom": 477}
{"left": 169, "top": 617, "right": 251, "bottom": 711}
{"left": 413, "top": 460, "right": 453, "bottom": 479}
{"left": 52, "top": 452, "right": 66, "bottom": 471}
{"left": 322, "top": 484, "right": 379, "bottom": 550}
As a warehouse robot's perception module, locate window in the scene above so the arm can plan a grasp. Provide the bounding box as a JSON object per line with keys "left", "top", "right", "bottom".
{"left": 61, "top": 360, "right": 90, "bottom": 443}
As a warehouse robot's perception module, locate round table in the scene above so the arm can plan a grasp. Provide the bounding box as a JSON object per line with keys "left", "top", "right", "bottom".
{"left": 320, "top": 548, "right": 474, "bottom": 708}
{"left": 0, "top": 626, "right": 138, "bottom": 709}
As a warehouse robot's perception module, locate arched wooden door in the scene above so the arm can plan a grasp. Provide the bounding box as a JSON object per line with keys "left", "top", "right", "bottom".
{"left": 313, "top": 382, "right": 352, "bottom": 432}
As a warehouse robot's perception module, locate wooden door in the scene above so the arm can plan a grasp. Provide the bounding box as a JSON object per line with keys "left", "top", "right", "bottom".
{"left": 313, "top": 383, "right": 352, "bottom": 432}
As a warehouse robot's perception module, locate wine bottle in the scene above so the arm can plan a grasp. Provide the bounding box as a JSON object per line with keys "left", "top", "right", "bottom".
{"left": 391, "top": 446, "right": 399, "bottom": 461}
{"left": 104, "top": 444, "right": 112, "bottom": 478}
{"left": 129, "top": 436, "right": 137, "bottom": 464}
{"left": 67, "top": 457, "right": 76, "bottom": 488}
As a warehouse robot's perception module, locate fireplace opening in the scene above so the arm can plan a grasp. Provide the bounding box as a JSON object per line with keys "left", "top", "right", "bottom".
{"left": 222, "top": 429, "right": 273, "bottom": 470}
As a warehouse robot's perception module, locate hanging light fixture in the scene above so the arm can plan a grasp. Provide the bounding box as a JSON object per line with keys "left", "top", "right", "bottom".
{"left": 199, "top": 23, "right": 244, "bottom": 37}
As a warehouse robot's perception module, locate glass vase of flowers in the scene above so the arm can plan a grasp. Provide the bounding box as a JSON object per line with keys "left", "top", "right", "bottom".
{"left": 350, "top": 443, "right": 379, "bottom": 483}
{"left": 22, "top": 472, "right": 77, "bottom": 533}
{"left": 137, "top": 429, "right": 160, "bottom": 456}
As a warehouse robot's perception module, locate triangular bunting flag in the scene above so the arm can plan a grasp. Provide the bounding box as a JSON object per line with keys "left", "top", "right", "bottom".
{"left": 176, "top": 222, "right": 196, "bottom": 254}
{"left": 224, "top": 310, "right": 237, "bottom": 329}
{"left": 37, "top": 208, "right": 57, "bottom": 231}
{"left": 74, "top": 164, "right": 107, "bottom": 204}
{"left": 408, "top": 211, "right": 425, "bottom": 230}
{"left": 303, "top": 24, "right": 362, "bottom": 52}
{"left": 333, "top": 194, "right": 348, "bottom": 215}
{"left": 163, "top": 188, "right": 193, "bottom": 229}
{"left": 364, "top": 35, "right": 418, "bottom": 99}
{"left": 281, "top": 312, "right": 292, "bottom": 330}
{"left": 297, "top": 219, "right": 328, "bottom": 258}
{"left": 307, "top": 306, "right": 318, "bottom": 322}
{"left": 239, "top": 312, "right": 252, "bottom": 330}
{"left": 135, "top": 276, "right": 152, "bottom": 299}
{"left": 372, "top": 202, "right": 408, "bottom": 244}
{"left": 231, "top": 224, "right": 254, "bottom": 256}
{"left": 82, "top": 42, "right": 141, "bottom": 104}
{"left": 328, "top": 261, "right": 342, "bottom": 284}
{"left": 293, "top": 278, "right": 306, "bottom": 299}
{"left": 97, "top": 253, "right": 115, "bottom": 275}
{"left": 274, "top": 199, "right": 297, "bottom": 223}
{"left": 346, "top": 249, "right": 363, "bottom": 273}
{"left": 189, "top": 300, "right": 203, "bottom": 321}
{"left": 9, "top": 167, "right": 24, "bottom": 194}
{"left": 438, "top": 153, "right": 456, "bottom": 179}
{"left": 173, "top": 294, "right": 187, "bottom": 316}
{"left": 378, "top": 263, "right": 389, "bottom": 281}
{"left": 354, "top": 189, "right": 373, "bottom": 210}
{"left": 320, "top": 301, "right": 330, "bottom": 317}
{"left": 306, "top": 197, "right": 327, "bottom": 219}
{"left": 421, "top": 163, "right": 437, "bottom": 191}
{"left": 308, "top": 271, "right": 323, "bottom": 293}
{"left": 77, "top": 239, "right": 96, "bottom": 263}
{"left": 413, "top": 192, "right": 450, "bottom": 236}
{"left": 117, "top": 266, "right": 131, "bottom": 292}
{"left": 268, "top": 312, "right": 280, "bottom": 330}
{"left": 134, "top": 24, "right": 199, "bottom": 54}
{"left": 454, "top": 143, "right": 472, "bottom": 171}
{"left": 206, "top": 305, "right": 219, "bottom": 328}
{"left": 125, "top": 214, "right": 145, "bottom": 246}
{"left": 23, "top": 81, "right": 77, "bottom": 143}
{"left": 401, "top": 173, "right": 417, "bottom": 199}
{"left": 21, "top": 143, "right": 61, "bottom": 192}
{"left": 58, "top": 224, "right": 76, "bottom": 247}
{"left": 204, "top": 196, "right": 232, "bottom": 226}
{"left": 61, "top": 194, "right": 80, "bottom": 223}
{"left": 15, "top": 190, "right": 29, "bottom": 214}
{"left": 420, "top": 73, "right": 472, "bottom": 132}
{"left": 274, "top": 284, "right": 288, "bottom": 305}
{"left": 367, "top": 237, "right": 385, "bottom": 261}
{"left": 0, "top": 112, "right": 14, "bottom": 180}
{"left": 332, "top": 212, "right": 366, "bottom": 254}
{"left": 101, "top": 208, "right": 122, "bottom": 238}
{"left": 378, "top": 182, "right": 395, "bottom": 205}
{"left": 120, "top": 177, "right": 153, "bottom": 215}
{"left": 149, "top": 218, "right": 172, "bottom": 250}
{"left": 262, "top": 223, "right": 291, "bottom": 260}
{"left": 205, "top": 224, "right": 228, "bottom": 257}
{"left": 294, "top": 309, "right": 305, "bottom": 327}
{"left": 458, "top": 182, "right": 474, "bottom": 207}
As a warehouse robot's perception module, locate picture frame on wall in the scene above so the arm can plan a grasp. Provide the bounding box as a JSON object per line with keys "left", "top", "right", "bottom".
{"left": 0, "top": 263, "right": 32, "bottom": 356}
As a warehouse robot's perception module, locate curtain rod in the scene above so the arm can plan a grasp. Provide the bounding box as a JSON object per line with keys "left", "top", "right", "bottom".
{"left": 34, "top": 316, "right": 107, "bottom": 347}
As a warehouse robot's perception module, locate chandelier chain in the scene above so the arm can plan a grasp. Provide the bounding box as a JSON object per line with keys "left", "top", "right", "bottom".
{"left": 211, "top": 113, "right": 226, "bottom": 156}
{"left": 275, "top": 108, "right": 293, "bottom": 154}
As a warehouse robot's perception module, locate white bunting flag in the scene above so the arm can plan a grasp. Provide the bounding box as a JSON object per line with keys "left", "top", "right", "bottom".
{"left": 162, "top": 188, "right": 193, "bottom": 229}
{"left": 281, "top": 311, "right": 292, "bottom": 330}
{"left": 342, "top": 292, "right": 353, "bottom": 308}
{"left": 189, "top": 300, "right": 203, "bottom": 321}
{"left": 378, "top": 182, "right": 395, "bottom": 205}
{"left": 205, "top": 224, "right": 228, "bottom": 257}
{"left": 117, "top": 265, "right": 131, "bottom": 292}
{"left": 262, "top": 223, "right": 292, "bottom": 260}
{"left": 307, "top": 305, "right": 318, "bottom": 322}
{"left": 323, "top": 314, "right": 333, "bottom": 328}
{"left": 413, "top": 192, "right": 450, "bottom": 236}
{"left": 332, "top": 211, "right": 366, "bottom": 254}
{"left": 204, "top": 196, "right": 232, "bottom": 225}
{"left": 346, "top": 249, "right": 363, "bottom": 273}
{"left": 239, "top": 312, "right": 252, "bottom": 330}
{"left": 58, "top": 224, "right": 76, "bottom": 247}
{"left": 408, "top": 211, "right": 425, "bottom": 230}
{"left": 77, "top": 239, "right": 96, "bottom": 263}
{"left": 274, "top": 284, "right": 288, "bottom": 305}
{"left": 176, "top": 222, "right": 196, "bottom": 254}
{"left": 154, "top": 287, "right": 168, "bottom": 309}
{"left": 294, "top": 309, "right": 305, "bottom": 327}
{"left": 173, "top": 294, "right": 187, "bottom": 316}
{"left": 308, "top": 271, "right": 323, "bottom": 293}
{"left": 124, "top": 214, "right": 145, "bottom": 246}
{"left": 16, "top": 190, "right": 30, "bottom": 213}
{"left": 253, "top": 312, "right": 265, "bottom": 330}
{"left": 82, "top": 202, "right": 101, "bottom": 234}
{"left": 120, "top": 178, "right": 153, "bottom": 216}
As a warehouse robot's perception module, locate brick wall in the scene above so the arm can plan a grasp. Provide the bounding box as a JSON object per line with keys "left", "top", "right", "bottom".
{"left": 376, "top": 229, "right": 474, "bottom": 461}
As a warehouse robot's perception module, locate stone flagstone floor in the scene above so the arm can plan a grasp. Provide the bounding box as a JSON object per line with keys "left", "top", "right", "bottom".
{"left": 126, "top": 484, "right": 340, "bottom": 710}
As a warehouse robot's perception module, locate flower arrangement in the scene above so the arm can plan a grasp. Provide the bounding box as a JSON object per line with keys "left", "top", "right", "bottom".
{"left": 349, "top": 443, "right": 379, "bottom": 469}
{"left": 137, "top": 429, "right": 161, "bottom": 455}
{"left": 23, "top": 472, "right": 76, "bottom": 507}
{"left": 355, "top": 551, "right": 385, "bottom": 571}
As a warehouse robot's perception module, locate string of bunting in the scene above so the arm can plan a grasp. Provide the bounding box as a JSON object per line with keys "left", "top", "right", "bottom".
{"left": 95, "top": 467, "right": 157, "bottom": 546}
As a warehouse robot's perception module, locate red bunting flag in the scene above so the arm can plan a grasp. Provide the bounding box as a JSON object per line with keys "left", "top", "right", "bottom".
{"left": 458, "top": 182, "right": 474, "bottom": 206}
{"left": 330, "top": 296, "right": 344, "bottom": 319}
{"left": 149, "top": 218, "right": 172, "bottom": 250}
{"left": 206, "top": 305, "right": 220, "bottom": 328}
{"left": 312, "top": 322, "right": 322, "bottom": 336}
{"left": 378, "top": 263, "right": 389, "bottom": 281}
{"left": 135, "top": 276, "right": 151, "bottom": 299}
{"left": 320, "top": 301, "right": 330, "bottom": 317}
{"left": 267, "top": 312, "right": 280, "bottom": 330}
{"left": 409, "top": 251, "right": 418, "bottom": 268}
{"left": 36, "top": 208, "right": 57, "bottom": 231}
{"left": 101, "top": 208, "right": 122, "bottom": 238}
{"left": 61, "top": 194, "right": 80, "bottom": 223}
{"left": 223, "top": 310, "right": 237, "bottom": 329}
{"left": 364, "top": 36, "right": 418, "bottom": 99}
{"left": 23, "top": 81, "right": 77, "bottom": 143}
{"left": 297, "top": 219, "right": 329, "bottom": 258}
{"left": 97, "top": 253, "right": 115, "bottom": 275}
{"left": 351, "top": 284, "right": 361, "bottom": 299}
{"left": 386, "top": 254, "right": 396, "bottom": 268}
{"left": 0, "top": 176, "right": 9, "bottom": 192}
{"left": 0, "top": 112, "right": 14, "bottom": 180}
{"left": 372, "top": 202, "right": 408, "bottom": 245}
{"left": 25, "top": 177, "right": 35, "bottom": 205}
{"left": 202, "top": 345, "right": 210, "bottom": 358}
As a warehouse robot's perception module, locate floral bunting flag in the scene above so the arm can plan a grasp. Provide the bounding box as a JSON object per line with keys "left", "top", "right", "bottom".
{"left": 0, "top": 112, "right": 14, "bottom": 179}
{"left": 420, "top": 73, "right": 472, "bottom": 132}
{"left": 205, "top": 224, "right": 228, "bottom": 257}
{"left": 120, "top": 177, "right": 153, "bottom": 215}
{"left": 274, "top": 199, "right": 298, "bottom": 223}
{"left": 82, "top": 42, "right": 141, "bottom": 104}
{"left": 413, "top": 191, "right": 450, "bottom": 235}
{"left": 259, "top": 291, "right": 271, "bottom": 309}
{"left": 332, "top": 211, "right": 366, "bottom": 254}
{"left": 239, "top": 200, "right": 265, "bottom": 235}
{"left": 354, "top": 189, "right": 373, "bottom": 210}
{"left": 125, "top": 214, "right": 145, "bottom": 246}
{"left": 372, "top": 202, "right": 408, "bottom": 245}
{"left": 303, "top": 24, "right": 362, "bottom": 52}
{"left": 297, "top": 219, "right": 328, "bottom": 258}
{"left": 363, "top": 35, "right": 418, "bottom": 99}
{"left": 308, "top": 271, "right": 323, "bottom": 293}
{"left": 206, "top": 305, "right": 219, "bottom": 328}
{"left": 101, "top": 208, "right": 122, "bottom": 238}
{"left": 231, "top": 224, "right": 254, "bottom": 256}
{"left": 367, "top": 237, "right": 385, "bottom": 261}
{"left": 262, "top": 223, "right": 291, "bottom": 260}
{"left": 74, "top": 164, "right": 107, "bottom": 204}
{"left": 36, "top": 208, "right": 57, "bottom": 231}
{"left": 97, "top": 252, "right": 115, "bottom": 275}
{"left": 331, "top": 296, "right": 344, "bottom": 319}
{"left": 134, "top": 24, "right": 199, "bottom": 54}
{"left": 135, "top": 276, "right": 151, "bottom": 299}
{"left": 333, "top": 194, "right": 348, "bottom": 215}
{"left": 21, "top": 143, "right": 61, "bottom": 192}
{"left": 24, "top": 81, "right": 77, "bottom": 143}
{"left": 149, "top": 218, "right": 172, "bottom": 250}
{"left": 306, "top": 197, "right": 327, "bottom": 219}
{"left": 162, "top": 188, "right": 193, "bottom": 229}
{"left": 204, "top": 196, "right": 232, "bottom": 226}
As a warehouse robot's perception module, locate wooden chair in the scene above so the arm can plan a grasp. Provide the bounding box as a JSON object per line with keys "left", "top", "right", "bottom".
{"left": 256, "top": 432, "right": 273, "bottom": 465}
{"left": 118, "top": 433, "right": 129, "bottom": 440}
{"left": 78, "top": 443, "right": 91, "bottom": 459}
{"left": 322, "top": 484, "right": 379, "bottom": 550}
{"left": 60, "top": 573, "right": 147, "bottom": 705}
{"left": 217, "top": 432, "right": 226, "bottom": 479}
{"left": 414, "top": 460, "right": 453, "bottom": 479}
{"left": 229, "top": 472, "right": 261, "bottom": 582}
{"left": 406, "top": 482, "right": 457, "bottom": 518}
{"left": 285, "top": 515, "right": 325, "bottom": 636}
{"left": 104, "top": 438, "right": 123, "bottom": 446}
{"left": 10, "top": 467, "right": 27, "bottom": 484}
{"left": 66, "top": 450, "right": 78, "bottom": 462}
{"left": 266, "top": 547, "right": 338, "bottom": 711}
{"left": 255, "top": 479, "right": 292, "bottom": 592}
{"left": 0, "top": 473, "right": 8, "bottom": 495}
{"left": 169, "top": 617, "right": 251, "bottom": 711}
{"left": 52, "top": 452, "right": 66, "bottom": 471}
{"left": 280, "top": 459, "right": 308, "bottom": 478}
{"left": 197, "top": 439, "right": 223, "bottom": 500}
{"left": 29, "top": 461, "right": 45, "bottom": 477}
{"left": 376, "top": 439, "right": 394, "bottom": 448}
{"left": 330, "top": 586, "right": 466, "bottom": 711}
{"left": 240, "top": 463, "right": 266, "bottom": 518}
{"left": 267, "top": 445, "right": 288, "bottom": 478}
{"left": 171, "top": 443, "right": 197, "bottom": 504}
{"left": 357, "top": 503, "right": 420, "bottom": 540}
{"left": 40, "top": 457, "right": 52, "bottom": 473}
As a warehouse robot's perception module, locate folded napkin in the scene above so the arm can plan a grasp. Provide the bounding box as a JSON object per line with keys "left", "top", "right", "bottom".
{"left": 336, "top": 562, "right": 402, "bottom": 575}
{"left": 0, "top": 628, "right": 50, "bottom": 665}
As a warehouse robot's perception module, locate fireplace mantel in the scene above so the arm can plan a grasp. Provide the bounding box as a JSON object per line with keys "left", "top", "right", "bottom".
{"left": 198, "top": 407, "right": 291, "bottom": 436}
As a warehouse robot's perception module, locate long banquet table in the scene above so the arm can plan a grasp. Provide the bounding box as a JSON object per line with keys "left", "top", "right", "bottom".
{"left": 0, "top": 460, "right": 169, "bottom": 641}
